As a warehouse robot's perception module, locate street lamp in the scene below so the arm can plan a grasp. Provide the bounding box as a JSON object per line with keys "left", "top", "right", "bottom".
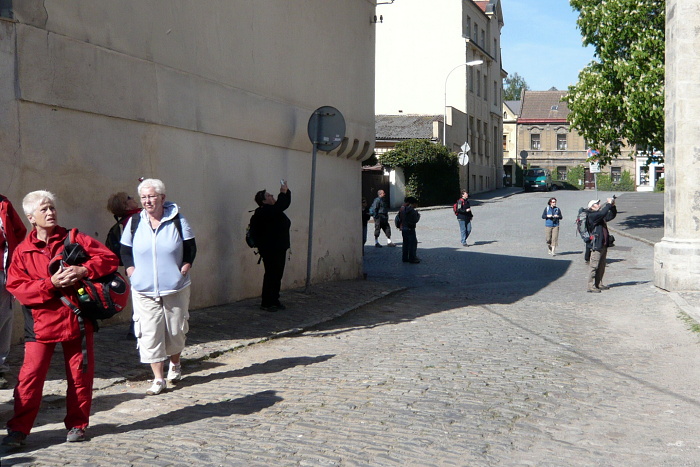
{"left": 443, "top": 60, "right": 483, "bottom": 148}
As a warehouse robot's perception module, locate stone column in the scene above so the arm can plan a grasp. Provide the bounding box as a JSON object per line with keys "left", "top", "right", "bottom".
{"left": 654, "top": 0, "right": 700, "bottom": 291}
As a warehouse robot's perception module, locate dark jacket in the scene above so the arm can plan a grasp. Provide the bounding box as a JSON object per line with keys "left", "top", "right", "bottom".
{"left": 370, "top": 196, "right": 389, "bottom": 219}
{"left": 456, "top": 198, "right": 473, "bottom": 221}
{"left": 586, "top": 203, "right": 617, "bottom": 251}
{"left": 252, "top": 190, "right": 292, "bottom": 253}
{"left": 399, "top": 205, "right": 420, "bottom": 231}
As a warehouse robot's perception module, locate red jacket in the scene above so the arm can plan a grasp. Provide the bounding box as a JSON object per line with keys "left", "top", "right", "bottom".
{"left": 0, "top": 195, "right": 28, "bottom": 271}
{"left": 6, "top": 226, "right": 118, "bottom": 343}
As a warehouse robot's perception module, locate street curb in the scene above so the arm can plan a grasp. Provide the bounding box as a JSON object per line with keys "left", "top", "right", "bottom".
{"left": 608, "top": 226, "right": 656, "bottom": 247}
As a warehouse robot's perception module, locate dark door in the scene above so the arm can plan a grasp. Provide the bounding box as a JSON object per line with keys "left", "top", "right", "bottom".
{"left": 584, "top": 169, "right": 596, "bottom": 189}
{"left": 362, "top": 170, "right": 390, "bottom": 207}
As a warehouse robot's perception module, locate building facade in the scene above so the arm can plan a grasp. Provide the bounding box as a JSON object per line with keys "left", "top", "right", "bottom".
{"left": 516, "top": 90, "right": 636, "bottom": 187}
{"left": 0, "top": 1, "right": 376, "bottom": 318}
{"left": 375, "top": 0, "right": 505, "bottom": 194}
{"left": 502, "top": 100, "right": 520, "bottom": 186}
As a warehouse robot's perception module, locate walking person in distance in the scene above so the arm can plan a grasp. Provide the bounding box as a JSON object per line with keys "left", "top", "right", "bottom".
{"left": 369, "top": 189, "right": 396, "bottom": 248}
{"left": 455, "top": 189, "right": 473, "bottom": 247}
{"left": 542, "top": 197, "right": 563, "bottom": 256}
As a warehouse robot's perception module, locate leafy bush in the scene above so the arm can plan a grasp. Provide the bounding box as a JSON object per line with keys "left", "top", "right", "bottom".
{"left": 618, "top": 170, "right": 635, "bottom": 191}
{"left": 566, "top": 166, "right": 586, "bottom": 190}
{"left": 379, "top": 139, "right": 460, "bottom": 206}
{"left": 598, "top": 170, "right": 635, "bottom": 191}
{"left": 655, "top": 177, "right": 665, "bottom": 192}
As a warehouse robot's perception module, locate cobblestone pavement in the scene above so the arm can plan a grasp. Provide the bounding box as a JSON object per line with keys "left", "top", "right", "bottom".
{"left": 2, "top": 189, "right": 700, "bottom": 466}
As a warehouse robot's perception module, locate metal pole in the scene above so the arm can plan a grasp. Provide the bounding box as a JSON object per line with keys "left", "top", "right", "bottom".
{"left": 306, "top": 116, "right": 319, "bottom": 290}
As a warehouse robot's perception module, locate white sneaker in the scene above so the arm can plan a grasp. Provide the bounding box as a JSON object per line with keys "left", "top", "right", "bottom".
{"left": 167, "top": 364, "right": 182, "bottom": 382}
{"left": 146, "top": 379, "right": 166, "bottom": 395}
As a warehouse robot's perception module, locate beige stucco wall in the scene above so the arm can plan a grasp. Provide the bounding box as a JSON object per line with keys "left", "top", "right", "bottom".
{"left": 0, "top": 1, "right": 376, "bottom": 322}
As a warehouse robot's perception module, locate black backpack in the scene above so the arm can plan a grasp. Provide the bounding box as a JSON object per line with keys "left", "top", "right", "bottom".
{"left": 245, "top": 210, "right": 262, "bottom": 263}
{"left": 105, "top": 217, "right": 125, "bottom": 265}
{"left": 575, "top": 208, "right": 593, "bottom": 243}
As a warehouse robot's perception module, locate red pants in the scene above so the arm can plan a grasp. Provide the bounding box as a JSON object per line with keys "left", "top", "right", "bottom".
{"left": 7, "top": 330, "right": 94, "bottom": 435}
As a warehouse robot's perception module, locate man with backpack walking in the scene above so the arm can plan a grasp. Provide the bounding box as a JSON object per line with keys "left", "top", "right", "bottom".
{"left": 454, "top": 189, "right": 473, "bottom": 247}
{"left": 586, "top": 198, "right": 617, "bottom": 293}
{"left": 370, "top": 190, "right": 396, "bottom": 248}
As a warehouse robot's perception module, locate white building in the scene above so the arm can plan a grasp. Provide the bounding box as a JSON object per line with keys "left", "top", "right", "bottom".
{"left": 375, "top": 0, "right": 505, "bottom": 194}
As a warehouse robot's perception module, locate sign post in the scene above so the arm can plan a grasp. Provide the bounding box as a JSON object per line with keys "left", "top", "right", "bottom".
{"left": 306, "top": 106, "right": 345, "bottom": 289}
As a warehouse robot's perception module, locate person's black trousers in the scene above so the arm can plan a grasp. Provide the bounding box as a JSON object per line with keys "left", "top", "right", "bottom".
{"left": 261, "top": 249, "right": 287, "bottom": 307}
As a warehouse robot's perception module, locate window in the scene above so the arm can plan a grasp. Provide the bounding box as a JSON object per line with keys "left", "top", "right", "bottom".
{"left": 611, "top": 167, "right": 621, "bottom": 183}
{"left": 503, "top": 134, "right": 508, "bottom": 151}
{"left": 483, "top": 75, "right": 488, "bottom": 101}
{"left": 481, "top": 30, "right": 485, "bottom": 47}
{"left": 0, "top": 0, "right": 11, "bottom": 18}
{"left": 557, "top": 134, "right": 567, "bottom": 150}
{"left": 476, "top": 70, "right": 481, "bottom": 97}
{"left": 466, "top": 16, "right": 471, "bottom": 38}
{"left": 493, "top": 81, "right": 498, "bottom": 105}
{"left": 469, "top": 67, "right": 474, "bottom": 92}
{"left": 557, "top": 166, "right": 567, "bottom": 181}
{"left": 530, "top": 134, "right": 541, "bottom": 150}
{"left": 473, "top": 22, "right": 478, "bottom": 41}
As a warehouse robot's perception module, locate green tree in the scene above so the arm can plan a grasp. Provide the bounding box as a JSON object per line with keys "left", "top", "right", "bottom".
{"left": 503, "top": 72, "right": 530, "bottom": 101}
{"left": 379, "top": 139, "right": 459, "bottom": 206}
{"left": 565, "top": 0, "right": 665, "bottom": 165}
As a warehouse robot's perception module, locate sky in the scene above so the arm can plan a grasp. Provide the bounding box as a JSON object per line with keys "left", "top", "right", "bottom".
{"left": 500, "top": 0, "right": 596, "bottom": 92}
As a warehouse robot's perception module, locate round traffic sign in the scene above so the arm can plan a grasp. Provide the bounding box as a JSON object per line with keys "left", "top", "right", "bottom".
{"left": 308, "top": 106, "right": 346, "bottom": 152}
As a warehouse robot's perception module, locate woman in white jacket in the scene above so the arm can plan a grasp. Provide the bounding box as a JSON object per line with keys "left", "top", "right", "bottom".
{"left": 120, "top": 178, "right": 196, "bottom": 395}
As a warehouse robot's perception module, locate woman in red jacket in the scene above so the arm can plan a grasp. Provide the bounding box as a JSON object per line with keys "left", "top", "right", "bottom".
{"left": 2, "top": 191, "right": 118, "bottom": 447}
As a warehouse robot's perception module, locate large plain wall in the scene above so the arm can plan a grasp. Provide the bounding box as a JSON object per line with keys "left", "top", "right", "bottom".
{"left": 0, "top": 1, "right": 376, "bottom": 315}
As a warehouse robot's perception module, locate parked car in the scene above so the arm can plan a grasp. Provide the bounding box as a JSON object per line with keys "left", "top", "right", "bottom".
{"left": 523, "top": 168, "right": 553, "bottom": 192}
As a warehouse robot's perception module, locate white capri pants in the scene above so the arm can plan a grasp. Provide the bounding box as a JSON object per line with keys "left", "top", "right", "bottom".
{"left": 132, "top": 287, "right": 191, "bottom": 364}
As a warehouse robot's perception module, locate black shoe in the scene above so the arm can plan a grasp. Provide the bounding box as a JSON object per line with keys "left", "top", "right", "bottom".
{"left": 260, "top": 305, "right": 279, "bottom": 312}
{"left": 2, "top": 430, "right": 27, "bottom": 447}
{"left": 274, "top": 302, "right": 286, "bottom": 310}
{"left": 409, "top": 259, "right": 421, "bottom": 264}
{"left": 374, "top": 243, "right": 383, "bottom": 248}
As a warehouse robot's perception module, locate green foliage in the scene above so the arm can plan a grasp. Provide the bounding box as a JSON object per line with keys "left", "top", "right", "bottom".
{"left": 596, "top": 173, "right": 613, "bottom": 191}
{"left": 566, "top": 0, "right": 665, "bottom": 166}
{"left": 618, "top": 170, "right": 635, "bottom": 191}
{"left": 597, "top": 170, "right": 635, "bottom": 191}
{"left": 379, "top": 139, "right": 460, "bottom": 206}
{"left": 566, "top": 165, "right": 586, "bottom": 190}
{"left": 503, "top": 72, "right": 530, "bottom": 101}
{"left": 655, "top": 177, "right": 665, "bottom": 192}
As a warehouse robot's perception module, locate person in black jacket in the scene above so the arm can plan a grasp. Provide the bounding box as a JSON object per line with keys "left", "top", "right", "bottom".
{"left": 398, "top": 196, "right": 421, "bottom": 263}
{"left": 585, "top": 198, "right": 617, "bottom": 293}
{"left": 252, "top": 182, "right": 291, "bottom": 311}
